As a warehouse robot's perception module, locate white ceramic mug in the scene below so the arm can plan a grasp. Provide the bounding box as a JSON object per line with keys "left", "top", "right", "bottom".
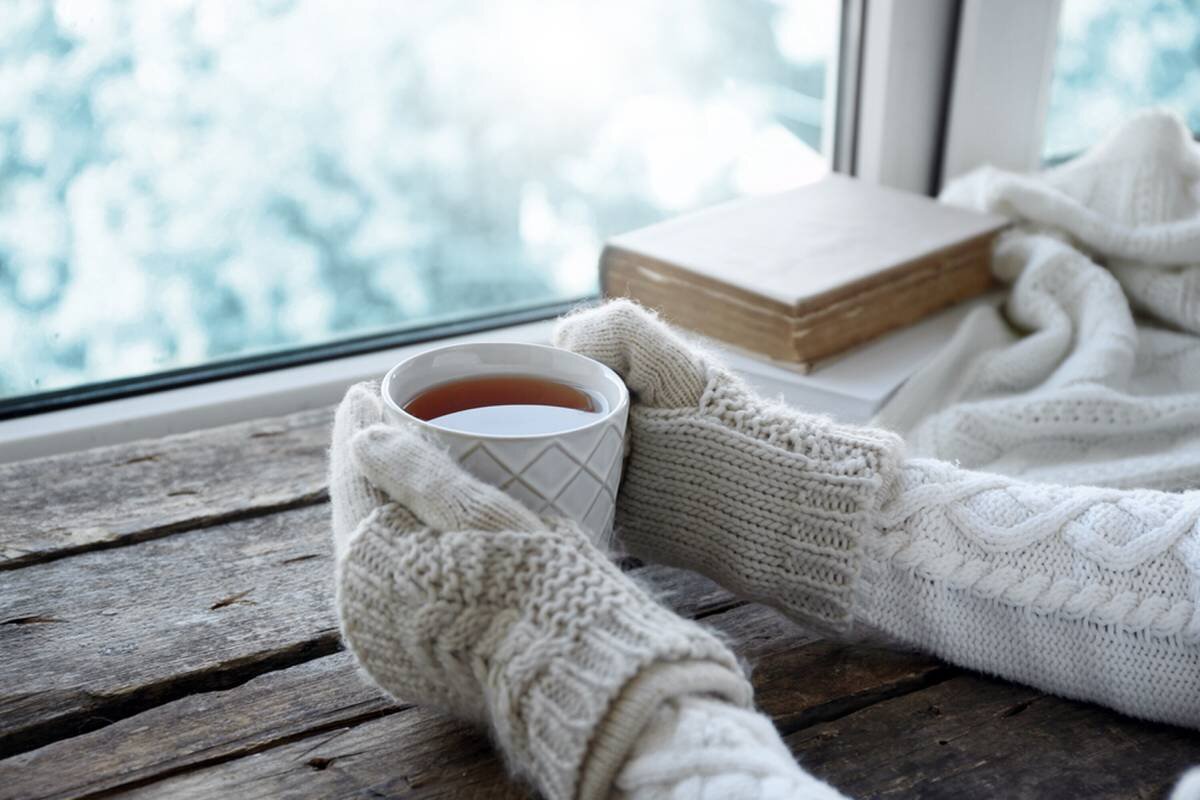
{"left": 381, "top": 342, "right": 630, "bottom": 541}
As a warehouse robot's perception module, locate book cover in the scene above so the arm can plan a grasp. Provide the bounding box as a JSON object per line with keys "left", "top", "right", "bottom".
{"left": 601, "top": 174, "right": 1007, "bottom": 366}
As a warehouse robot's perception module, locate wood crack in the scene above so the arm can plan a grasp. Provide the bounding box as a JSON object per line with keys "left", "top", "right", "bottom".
{"left": 0, "top": 489, "right": 329, "bottom": 572}
{"left": 775, "top": 664, "right": 960, "bottom": 736}
{"left": 690, "top": 598, "right": 746, "bottom": 620}
{"left": 118, "top": 454, "right": 161, "bottom": 466}
{"left": 998, "top": 695, "right": 1043, "bottom": 719}
{"left": 77, "top": 704, "right": 407, "bottom": 800}
{"left": 280, "top": 553, "right": 321, "bottom": 565}
{"left": 1, "top": 615, "right": 64, "bottom": 625}
{"left": 210, "top": 589, "right": 256, "bottom": 610}
{"left": 0, "top": 632, "right": 342, "bottom": 760}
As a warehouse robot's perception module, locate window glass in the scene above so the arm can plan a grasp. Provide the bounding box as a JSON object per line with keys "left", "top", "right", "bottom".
{"left": 0, "top": 0, "right": 840, "bottom": 404}
{"left": 1044, "top": 0, "right": 1200, "bottom": 162}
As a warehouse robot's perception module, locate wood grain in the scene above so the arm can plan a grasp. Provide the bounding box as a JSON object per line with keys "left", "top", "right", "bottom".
{"left": 41, "top": 604, "right": 941, "bottom": 799}
{"left": 0, "top": 576, "right": 734, "bottom": 799}
{"left": 789, "top": 676, "right": 1200, "bottom": 799}
{"left": 0, "top": 652, "right": 397, "bottom": 800}
{"left": 0, "top": 408, "right": 333, "bottom": 569}
{"left": 117, "top": 702, "right": 523, "bottom": 800}
{"left": 0, "top": 504, "right": 338, "bottom": 757}
{"left": 0, "top": 496, "right": 734, "bottom": 759}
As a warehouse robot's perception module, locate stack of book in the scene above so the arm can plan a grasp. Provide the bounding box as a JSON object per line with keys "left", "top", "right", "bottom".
{"left": 601, "top": 174, "right": 1007, "bottom": 373}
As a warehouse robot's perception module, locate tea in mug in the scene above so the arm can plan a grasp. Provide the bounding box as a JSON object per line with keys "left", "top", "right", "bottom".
{"left": 404, "top": 374, "right": 607, "bottom": 435}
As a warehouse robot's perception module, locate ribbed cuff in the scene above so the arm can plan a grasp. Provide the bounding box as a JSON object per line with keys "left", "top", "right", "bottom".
{"left": 496, "top": 598, "right": 748, "bottom": 800}
{"left": 618, "top": 407, "right": 902, "bottom": 636}
{"left": 577, "top": 660, "right": 753, "bottom": 800}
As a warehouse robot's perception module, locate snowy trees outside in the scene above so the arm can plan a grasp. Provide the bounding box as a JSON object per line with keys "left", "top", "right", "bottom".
{"left": 1045, "top": 0, "right": 1200, "bottom": 161}
{"left": 0, "top": 0, "right": 836, "bottom": 399}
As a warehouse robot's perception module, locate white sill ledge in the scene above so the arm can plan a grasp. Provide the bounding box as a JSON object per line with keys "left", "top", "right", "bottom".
{"left": 0, "top": 320, "right": 555, "bottom": 464}
{"left": 0, "top": 294, "right": 999, "bottom": 464}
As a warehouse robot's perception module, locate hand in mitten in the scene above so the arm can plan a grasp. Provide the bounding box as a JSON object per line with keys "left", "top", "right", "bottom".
{"left": 329, "top": 382, "right": 752, "bottom": 800}
{"left": 555, "top": 300, "right": 904, "bottom": 635}
{"left": 558, "top": 303, "right": 1200, "bottom": 733}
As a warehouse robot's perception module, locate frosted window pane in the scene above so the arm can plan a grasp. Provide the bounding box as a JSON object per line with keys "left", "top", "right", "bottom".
{"left": 1044, "top": 0, "right": 1200, "bottom": 162}
{"left": 0, "top": 0, "right": 839, "bottom": 403}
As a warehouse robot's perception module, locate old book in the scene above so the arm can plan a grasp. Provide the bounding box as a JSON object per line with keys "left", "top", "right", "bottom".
{"left": 600, "top": 174, "right": 1007, "bottom": 369}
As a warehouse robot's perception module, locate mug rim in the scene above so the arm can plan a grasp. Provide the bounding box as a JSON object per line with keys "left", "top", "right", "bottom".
{"left": 381, "top": 341, "right": 630, "bottom": 442}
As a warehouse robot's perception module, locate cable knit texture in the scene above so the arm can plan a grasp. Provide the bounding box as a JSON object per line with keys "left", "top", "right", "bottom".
{"left": 614, "top": 696, "right": 848, "bottom": 799}
{"left": 877, "top": 110, "right": 1200, "bottom": 491}
{"left": 865, "top": 458, "right": 1200, "bottom": 727}
{"left": 329, "top": 384, "right": 752, "bottom": 800}
{"left": 557, "top": 298, "right": 1200, "bottom": 731}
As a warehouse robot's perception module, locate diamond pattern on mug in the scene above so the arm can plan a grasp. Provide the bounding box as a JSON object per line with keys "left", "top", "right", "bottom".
{"left": 605, "top": 448, "right": 623, "bottom": 495}
{"left": 449, "top": 419, "right": 626, "bottom": 541}
{"left": 459, "top": 444, "right": 514, "bottom": 488}
{"left": 554, "top": 469, "right": 604, "bottom": 520}
{"left": 590, "top": 427, "right": 622, "bottom": 474}
{"left": 556, "top": 422, "right": 605, "bottom": 465}
{"left": 502, "top": 478, "right": 551, "bottom": 515}
{"left": 583, "top": 495, "right": 615, "bottom": 541}
{"left": 519, "top": 444, "right": 579, "bottom": 500}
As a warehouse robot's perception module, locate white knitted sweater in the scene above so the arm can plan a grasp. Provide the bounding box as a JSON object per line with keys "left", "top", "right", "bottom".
{"left": 555, "top": 291, "right": 1200, "bottom": 796}
{"left": 876, "top": 110, "right": 1200, "bottom": 491}
{"left": 866, "top": 110, "right": 1200, "bottom": 728}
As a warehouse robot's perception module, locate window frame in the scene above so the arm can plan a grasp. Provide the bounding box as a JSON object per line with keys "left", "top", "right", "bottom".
{"left": 0, "top": 312, "right": 565, "bottom": 462}
{"left": 0, "top": 298, "right": 585, "bottom": 422}
{"left": 852, "top": 0, "right": 960, "bottom": 195}
{"left": 4, "top": 0, "right": 1076, "bottom": 460}
{"left": 939, "top": 0, "right": 1062, "bottom": 185}
{"left": 3, "top": 0, "right": 857, "bottom": 451}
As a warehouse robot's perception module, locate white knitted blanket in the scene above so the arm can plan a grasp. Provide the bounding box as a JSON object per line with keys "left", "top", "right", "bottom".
{"left": 875, "top": 110, "right": 1200, "bottom": 491}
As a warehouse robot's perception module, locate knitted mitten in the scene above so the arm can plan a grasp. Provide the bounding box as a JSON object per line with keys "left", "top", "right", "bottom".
{"left": 558, "top": 301, "right": 1200, "bottom": 730}
{"left": 329, "top": 383, "right": 753, "bottom": 800}
{"left": 555, "top": 300, "right": 905, "bottom": 637}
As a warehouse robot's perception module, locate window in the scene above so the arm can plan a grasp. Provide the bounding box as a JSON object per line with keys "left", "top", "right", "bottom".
{"left": 0, "top": 0, "right": 842, "bottom": 412}
{"left": 1043, "top": 0, "right": 1200, "bottom": 163}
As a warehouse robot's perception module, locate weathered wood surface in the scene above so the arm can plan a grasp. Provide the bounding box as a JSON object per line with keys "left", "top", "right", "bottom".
{"left": 0, "top": 407, "right": 332, "bottom": 569}
{"left": 790, "top": 676, "right": 1200, "bottom": 798}
{"left": 0, "top": 490, "right": 733, "bottom": 759}
{"left": 3, "top": 407, "right": 1200, "bottom": 799}
{"left": 21, "top": 604, "right": 941, "bottom": 800}
{"left": 0, "top": 503, "right": 339, "bottom": 757}
{"left": 117, "top": 701, "right": 525, "bottom": 800}
{"left": 0, "top": 652, "right": 398, "bottom": 800}
{"left": 1, "top": 579, "right": 741, "bottom": 799}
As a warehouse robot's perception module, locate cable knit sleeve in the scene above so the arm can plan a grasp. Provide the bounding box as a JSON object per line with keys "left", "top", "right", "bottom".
{"left": 557, "top": 298, "right": 1200, "bottom": 735}
{"left": 613, "top": 695, "right": 848, "bottom": 800}
{"left": 608, "top": 360, "right": 1200, "bottom": 728}
{"left": 860, "top": 458, "right": 1200, "bottom": 727}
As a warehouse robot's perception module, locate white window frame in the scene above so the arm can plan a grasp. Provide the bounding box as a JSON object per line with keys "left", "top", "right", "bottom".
{"left": 939, "top": 0, "right": 1062, "bottom": 185}
{"left": 851, "top": 0, "right": 960, "bottom": 195}
{"left": 1, "top": 0, "right": 1070, "bottom": 462}
{"left": 851, "top": 0, "right": 1063, "bottom": 193}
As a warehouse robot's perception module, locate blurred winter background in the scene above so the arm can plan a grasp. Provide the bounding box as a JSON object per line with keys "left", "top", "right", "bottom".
{"left": 1044, "top": 0, "right": 1200, "bottom": 161}
{"left": 3, "top": 0, "right": 1198, "bottom": 404}
{"left": 0, "top": 0, "right": 839, "bottom": 401}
